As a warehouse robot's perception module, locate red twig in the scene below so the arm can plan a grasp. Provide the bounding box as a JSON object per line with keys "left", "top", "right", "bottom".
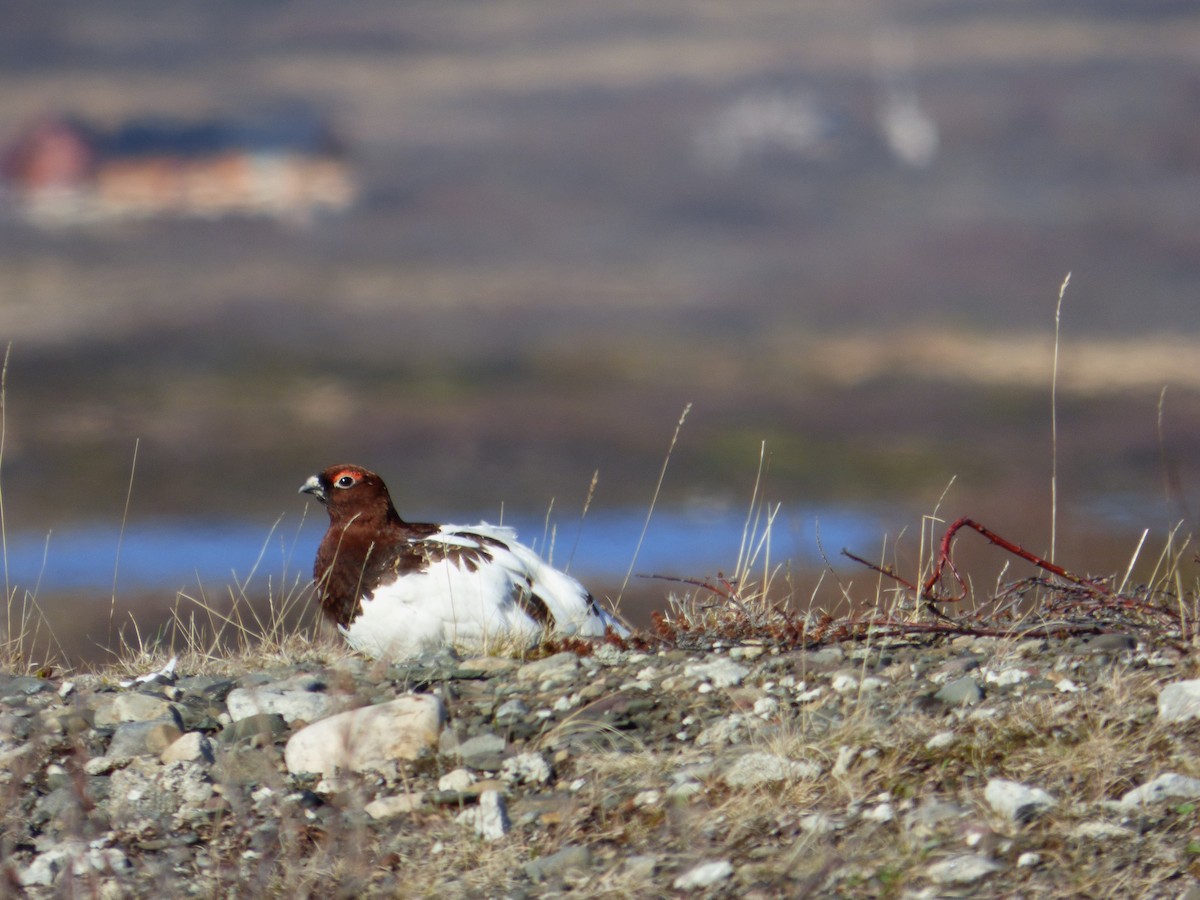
{"left": 640, "top": 572, "right": 738, "bottom": 601}
{"left": 922, "top": 516, "right": 1112, "bottom": 602}
{"left": 639, "top": 572, "right": 755, "bottom": 621}
{"left": 839, "top": 549, "right": 920, "bottom": 592}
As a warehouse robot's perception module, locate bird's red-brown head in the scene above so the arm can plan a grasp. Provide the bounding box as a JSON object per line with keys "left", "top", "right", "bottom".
{"left": 299, "top": 464, "right": 411, "bottom": 626}
{"left": 299, "top": 464, "right": 402, "bottom": 528}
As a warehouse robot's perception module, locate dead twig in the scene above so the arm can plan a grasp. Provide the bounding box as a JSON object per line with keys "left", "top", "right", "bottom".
{"left": 922, "top": 516, "right": 1112, "bottom": 602}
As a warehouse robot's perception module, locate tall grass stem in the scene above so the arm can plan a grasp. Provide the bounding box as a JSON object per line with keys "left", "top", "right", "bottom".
{"left": 1050, "top": 271, "right": 1071, "bottom": 563}
{"left": 617, "top": 403, "right": 691, "bottom": 605}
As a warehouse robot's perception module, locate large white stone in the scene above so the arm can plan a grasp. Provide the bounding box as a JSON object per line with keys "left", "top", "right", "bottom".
{"left": 673, "top": 860, "right": 733, "bottom": 890}
{"left": 284, "top": 695, "right": 445, "bottom": 776}
{"left": 1119, "top": 773, "right": 1200, "bottom": 809}
{"left": 1157, "top": 680, "right": 1200, "bottom": 723}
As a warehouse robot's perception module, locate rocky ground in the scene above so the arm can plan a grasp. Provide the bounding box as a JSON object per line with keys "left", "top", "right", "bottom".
{"left": 4, "top": 627, "right": 1200, "bottom": 898}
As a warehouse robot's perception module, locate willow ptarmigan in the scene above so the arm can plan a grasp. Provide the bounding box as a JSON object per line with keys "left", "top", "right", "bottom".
{"left": 299, "top": 464, "right": 629, "bottom": 659}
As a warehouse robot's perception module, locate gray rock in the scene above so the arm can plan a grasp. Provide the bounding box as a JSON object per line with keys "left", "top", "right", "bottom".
{"left": 84, "top": 755, "right": 131, "bottom": 776}
{"left": 935, "top": 676, "right": 983, "bottom": 707}
{"left": 213, "top": 744, "right": 282, "bottom": 787}
{"left": 673, "top": 859, "right": 733, "bottom": 890}
{"left": 494, "top": 698, "right": 529, "bottom": 726}
{"left": 102, "top": 692, "right": 178, "bottom": 725}
{"left": 931, "top": 655, "right": 981, "bottom": 680}
{"left": 729, "top": 644, "right": 765, "bottom": 661}
{"left": 107, "top": 719, "right": 183, "bottom": 758}
{"left": 1070, "top": 821, "right": 1136, "bottom": 840}
{"left": 220, "top": 712, "right": 288, "bottom": 745}
{"left": 387, "top": 649, "right": 479, "bottom": 683}
{"left": 18, "top": 843, "right": 76, "bottom": 887}
{"left": 925, "top": 730, "right": 956, "bottom": 750}
{"left": 0, "top": 736, "right": 35, "bottom": 775}
{"left": 524, "top": 844, "right": 592, "bottom": 882}
{"left": 0, "top": 675, "right": 53, "bottom": 698}
{"left": 226, "top": 685, "right": 347, "bottom": 725}
{"left": 284, "top": 694, "right": 445, "bottom": 776}
{"left": 438, "top": 768, "right": 476, "bottom": 792}
{"left": 984, "top": 779, "right": 1056, "bottom": 823}
{"left": 926, "top": 854, "right": 1003, "bottom": 884}
{"left": 1119, "top": 773, "right": 1200, "bottom": 809}
{"left": 161, "top": 731, "right": 215, "bottom": 765}
{"left": 458, "top": 656, "right": 522, "bottom": 676}
{"left": 48, "top": 707, "right": 94, "bottom": 735}
{"left": 0, "top": 711, "right": 33, "bottom": 742}
{"left": 830, "top": 669, "right": 887, "bottom": 694}
{"left": 1157, "top": 680, "right": 1200, "bottom": 723}
{"left": 108, "top": 759, "right": 215, "bottom": 828}
{"left": 684, "top": 658, "right": 749, "bottom": 689}
{"left": 804, "top": 646, "right": 846, "bottom": 668}
{"left": 175, "top": 676, "right": 237, "bottom": 701}
{"left": 984, "top": 667, "right": 1031, "bottom": 687}
{"left": 621, "top": 855, "right": 659, "bottom": 880}
{"left": 1085, "top": 633, "right": 1137, "bottom": 653}
{"left": 905, "top": 798, "right": 969, "bottom": 834}
{"left": 516, "top": 652, "right": 581, "bottom": 686}
{"left": 32, "top": 786, "right": 86, "bottom": 831}
{"left": 44, "top": 763, "right": 72, "bottom": 790}
{"left": 455, "top": 732, "right": 508, "bottom": 770}
{"left": 364, "top": 793, "right": 426, "bottom": 819}
{"left": 862, "top": 800, "right": 895, "bottom": 823}
{"left": 695, "top": 713, "right": 753, "bottom": 747}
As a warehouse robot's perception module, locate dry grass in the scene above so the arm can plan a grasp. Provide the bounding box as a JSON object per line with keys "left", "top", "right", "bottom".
{"left": 0, "top": 587, "right": 64, "bottom": 675}
{"left": 3, "top": 504, "right": 1200, "bottom": 896}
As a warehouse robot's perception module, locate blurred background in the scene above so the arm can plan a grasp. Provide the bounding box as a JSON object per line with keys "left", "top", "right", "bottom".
{"left": 1, "top": 1, "right": 1199, "bottom": 662}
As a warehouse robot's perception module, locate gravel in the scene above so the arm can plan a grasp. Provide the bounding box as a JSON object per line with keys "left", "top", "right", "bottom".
{"left": 3, "top": 631, "right": 1200, "bottom": 896}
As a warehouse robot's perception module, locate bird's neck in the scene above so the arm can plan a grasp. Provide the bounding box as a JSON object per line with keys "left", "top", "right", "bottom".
{"left": 330, "top": 501, "right": 405, "bottom": 534}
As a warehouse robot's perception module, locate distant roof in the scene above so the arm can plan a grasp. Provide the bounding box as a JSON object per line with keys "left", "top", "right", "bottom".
{"left": 95, "top": 113, "right": 345, "bottom": 158}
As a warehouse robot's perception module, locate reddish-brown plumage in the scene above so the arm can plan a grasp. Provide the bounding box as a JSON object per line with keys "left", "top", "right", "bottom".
{"left": 300, "top": 464, "right": 553, "bottom": 630}
{"left": 300, "top": 464, "right": 436, "bottom": 627}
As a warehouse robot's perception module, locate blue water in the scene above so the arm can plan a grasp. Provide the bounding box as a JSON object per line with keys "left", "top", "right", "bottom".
{"left": 0, "top": 505, "right": 887, "bottom": 595}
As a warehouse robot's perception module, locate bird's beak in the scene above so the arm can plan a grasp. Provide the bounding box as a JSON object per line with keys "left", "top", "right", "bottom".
{"left": 298, "top": 475, "right": 327, "bottom": 503}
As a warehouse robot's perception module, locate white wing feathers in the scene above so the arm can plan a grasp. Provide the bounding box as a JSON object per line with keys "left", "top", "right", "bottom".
{"left": 340, "top": 522, "right": 627, "bottom": 660}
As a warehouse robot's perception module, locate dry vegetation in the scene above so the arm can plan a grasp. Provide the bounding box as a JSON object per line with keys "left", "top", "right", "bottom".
{"left": 4, "top": 326, "right": 1200, "bottom": 894}
{"left": 3, "top": 482, "right": 1200, "bottom": 896}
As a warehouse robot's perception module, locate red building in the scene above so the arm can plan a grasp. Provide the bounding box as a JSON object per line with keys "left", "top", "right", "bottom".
{"left": 1, "top": 113, "right": 356, "bottom": 225}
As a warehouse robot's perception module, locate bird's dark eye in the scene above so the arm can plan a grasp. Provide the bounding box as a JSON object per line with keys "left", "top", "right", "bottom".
{"left": 335, "top": 474, "right": 357, "bottom": 488}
